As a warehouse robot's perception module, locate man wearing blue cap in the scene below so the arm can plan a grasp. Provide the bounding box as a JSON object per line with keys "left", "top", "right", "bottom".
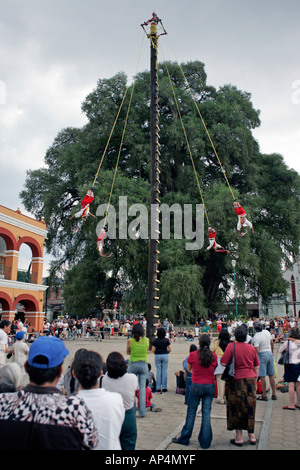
{"left": 0, "top": 336, "right": 98, "bottom": 450}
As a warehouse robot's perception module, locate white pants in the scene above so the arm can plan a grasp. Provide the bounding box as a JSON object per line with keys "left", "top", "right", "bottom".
{"left": 206, "top": 239, "right": 222, "bottom": 250}
{"left": 237, "top": 216, "right": 252, "bottom": 231}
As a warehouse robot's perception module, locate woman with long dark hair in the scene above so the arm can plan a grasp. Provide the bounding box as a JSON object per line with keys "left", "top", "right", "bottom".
{"left": 172, "top": 334, "right": 218, "bottom": 449}
{"left": 126, "top": 323, "right": 149, "bottom": 417}
{"left": 212, "top": 329, "right": 231, "bottom": 404}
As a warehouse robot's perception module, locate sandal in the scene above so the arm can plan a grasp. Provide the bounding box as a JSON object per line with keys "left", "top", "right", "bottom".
{"left": 257, "top": 395, "right": 268, "bottom": 401}
{"left": 271, "top": 395, "right": 277, "bottom": 400}
{"left": 230, "top": 439, "right": 243, "bottom": 447}
{"left": 282, "top": 405, "right": 295, "bottom": 410}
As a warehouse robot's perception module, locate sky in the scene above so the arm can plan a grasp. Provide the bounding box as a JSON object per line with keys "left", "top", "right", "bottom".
{"left": 1, "top": 0, "right": 300, "bottom": 271}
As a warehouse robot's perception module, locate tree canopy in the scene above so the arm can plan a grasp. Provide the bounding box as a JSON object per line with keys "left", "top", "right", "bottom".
{"left": 20, "top": 60, "right": 300, "bottom": 321}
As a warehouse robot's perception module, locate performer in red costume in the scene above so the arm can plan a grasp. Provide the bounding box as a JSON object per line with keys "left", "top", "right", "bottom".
{"left": 233, "top": 199, "right": 254, "bottom": 236}
{"left": 97, "top": 227, "right": 112, "bottom": 258}
{"left": 206, "top": 226, "right": 224, "bottom": 252}
{"left": 70, "top": 187, "right": 95, "bottom": 222}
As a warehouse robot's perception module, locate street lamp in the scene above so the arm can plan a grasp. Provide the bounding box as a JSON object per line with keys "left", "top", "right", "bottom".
{"left": 232, "top": 259, "right": 238, "bottom": 321}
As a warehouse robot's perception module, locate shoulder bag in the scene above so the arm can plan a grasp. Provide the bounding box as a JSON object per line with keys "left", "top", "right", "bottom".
{"left": 278, "top": 340, "right": 289, "bottom": 365}
{"left": 221, "top": 342, "right": 235, "bottom": 381}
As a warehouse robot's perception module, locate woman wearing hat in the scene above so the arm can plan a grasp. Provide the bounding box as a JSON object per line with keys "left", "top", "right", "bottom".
{"left": 12, "top": 331, "right": 29, "bottom": 379}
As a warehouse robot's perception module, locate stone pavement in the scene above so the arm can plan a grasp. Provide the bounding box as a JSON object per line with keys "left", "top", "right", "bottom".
{"left": 61, "top": 335, "right": 300, "bottom": 451}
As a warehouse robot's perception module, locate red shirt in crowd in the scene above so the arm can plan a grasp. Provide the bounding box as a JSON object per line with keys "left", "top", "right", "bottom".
{"left": 188, "top": 350, "right": 218, "bottom": 384}
{"left": 221, "top": 342, "right": 260, "bottom": 379}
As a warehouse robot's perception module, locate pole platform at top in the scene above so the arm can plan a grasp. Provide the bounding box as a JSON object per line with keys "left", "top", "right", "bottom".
{"left": 141, "top": 12, "right": 167, "bottom": 38}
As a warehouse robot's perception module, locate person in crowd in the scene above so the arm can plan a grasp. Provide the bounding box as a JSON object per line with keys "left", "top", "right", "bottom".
{"left": 212, "top": 329, "right": 231, "bottom": 404}
{"left": 0, "top": 362, "right": 23, "bottom": 392}
{"left": 126, "top": 323, "right": 149, "bottom": 417}
{"left": 172, "top": 334, "right": 218, "bottom": 449}
{"left": 278, "top": 327, "right": 300, "bottom": 410}
{"left": 147, "top": 363, "right": 156, "bottom": 392}
{"left": 136, "top": 378, "right": 162, "bottom": 412}
{"left": 183, "top": 343, "right": 198, "bottom": 404}
{"left": 12, "top": 331, "right": 29, "bottom": 382}
{"left": 253, "top": 321, "right": 277, "bottom": 401}
{"left": 101, "top": 351, "right": 138, "bottom": 450}
{"left": 73, "top": 349, "right": 125, "bottom": 450}
{"left": 0, "top": 320, "right": 11, "bottom": 365}
{"left": 221, "top": 325, "right": 260, "bottom": 447}
{"left": 0, "top": 336, "right": 98, "bottom": 450}
{"left": 151, "top": 327, "right": 171, "bottom": 393}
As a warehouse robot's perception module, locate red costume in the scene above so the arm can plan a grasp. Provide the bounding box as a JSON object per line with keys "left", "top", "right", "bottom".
{"left": 233, "top": 200, "right": 254, "bottom": 235}
{"left": 206, "top": 226, "right": 223, "bottom": 251}
{"left": 97, "top": 228, "right": 112, "bottom": 258}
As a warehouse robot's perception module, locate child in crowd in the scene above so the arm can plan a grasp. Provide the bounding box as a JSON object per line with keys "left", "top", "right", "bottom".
{"left": 147, "top": 363, "right": 156, "bottom": 392}
{"left": 136, "top": 379, "right": 162, "bottom": 412}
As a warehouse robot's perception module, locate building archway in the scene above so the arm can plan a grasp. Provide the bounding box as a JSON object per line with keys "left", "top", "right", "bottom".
{"left": 0, "top": 227, "right": 17, "bottom": 251}
{"left": 17, "top": 236, "right": 42, "bottom": 258}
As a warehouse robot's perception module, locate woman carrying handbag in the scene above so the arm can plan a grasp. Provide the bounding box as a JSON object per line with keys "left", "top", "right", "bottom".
{"left": 221, "top": 325, "right": 260, "bottom": 447}
{"left": 278, "top": 327, "right": 300, "bottom": 410}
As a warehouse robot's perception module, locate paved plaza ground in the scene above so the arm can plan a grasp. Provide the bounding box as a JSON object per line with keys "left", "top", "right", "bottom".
{"left": 58, "top": 334, "right": 300, "bottom": 452}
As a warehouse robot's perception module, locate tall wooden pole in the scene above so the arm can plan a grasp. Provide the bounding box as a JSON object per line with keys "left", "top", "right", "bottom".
{"left": 146, "top": 19, "right": 161, "bottom": 345}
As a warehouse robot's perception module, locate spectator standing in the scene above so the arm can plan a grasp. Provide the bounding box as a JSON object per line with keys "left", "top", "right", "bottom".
{"left": 0, "top": 320, "right": 11, "bottom": 365}
{"left": 221, "top": 326, "right": 260, "bottom": 447}
{"left": 253, "top": 322, "right": 277, "bottom": 401}
{"left": 73, "top": 349, "right": 125, "bottom": 450}
{"left": 0, "top": 336, "right": 98, "bottom": 450}
{"left": 12, "top": 331, "right": 29, "bottom": 382}
{"left": 152, "top": 327, "right": 171, "bottom": 393}
{"left": 163, "top": 318, "right": 169, "bottom": 333}
{"left": 126, "top": 323, "right": 149, "bottom": 417}
{"left": 211, "top": 329, "right": 231, "bottom": 404}
{"left": 278, "top": 327, "right": 300, "bottom": 410}
{"left": 172, "top": 335, "right": 218, "bottom": 449}
{"left": 183, "top": 343, "right": 198, "bottom": 404}
{"left": 101, "top": 351, "right": 138, "bottom": 450}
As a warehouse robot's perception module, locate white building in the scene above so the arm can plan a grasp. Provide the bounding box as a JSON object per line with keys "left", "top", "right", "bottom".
{"left": 282, "top": 258, "right": 300, "bottom": 318}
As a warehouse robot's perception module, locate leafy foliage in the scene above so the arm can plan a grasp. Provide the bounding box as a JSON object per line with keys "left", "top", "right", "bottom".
{"left": 20, "top": 61, "right": 300, "bottom": 320}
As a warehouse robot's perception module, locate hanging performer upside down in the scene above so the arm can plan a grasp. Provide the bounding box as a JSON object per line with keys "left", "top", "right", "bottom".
{"left": 97, "top": 227, "right": 113, "bottom": 258}
{"left": 233, "top": 199, "right": 254, "bottom": 236}
{"left": 70, "top": 187, "right": 95, "bottom": 233}
{"left": 206, "top": 226, "right": 225, "bottom": 252}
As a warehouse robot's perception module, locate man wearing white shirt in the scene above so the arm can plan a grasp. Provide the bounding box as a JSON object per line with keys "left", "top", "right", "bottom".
{"left": 0, "top": 320, "right": 11, "bottom": 365}
{"left": 253, "top": 322, "right": 277, "bottom": 400}
{"left": 73, "top": 349, "right": 125, "bottom": 450}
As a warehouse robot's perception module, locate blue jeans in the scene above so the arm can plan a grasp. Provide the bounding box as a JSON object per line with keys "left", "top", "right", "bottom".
{"left": 155, "top": 354, "right": 169, "bottom": 391}
{"left": 185, "top": 372, "right": 192, "bottom": 404}
{"left": 128, "top": 361, "right": 148, "bottom": 416}
{"left": 177, "top": 383, "right": 215, "bottom": 449}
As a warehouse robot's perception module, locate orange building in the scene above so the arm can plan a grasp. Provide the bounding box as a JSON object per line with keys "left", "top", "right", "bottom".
{"left": 0, "top": 205, "right": 47, "bottom": 332}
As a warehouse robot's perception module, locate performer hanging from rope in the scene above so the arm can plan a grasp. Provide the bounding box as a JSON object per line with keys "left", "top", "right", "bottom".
{"left": 233, "top": 199, "right": 254, "bottom": 236}
{"left": 70, "top": 187, "right": 95, "bottom": 232}
{"left": 97, "top": 226, "right": 113, "bottom": 258}
{"left": 205, "top": 226, "right": 229, "bottom": 253}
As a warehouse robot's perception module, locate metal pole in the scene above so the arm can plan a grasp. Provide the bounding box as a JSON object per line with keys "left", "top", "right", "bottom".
{"left": 232, "top": 260, "right": 238, "bottom": 321}
{"left": 146, "top": 19, "right": 161, "bottom": 345}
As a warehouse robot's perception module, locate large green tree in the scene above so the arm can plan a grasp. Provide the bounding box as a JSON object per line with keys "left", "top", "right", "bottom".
{"left": 20, "top": 61, "right": 300, "bottom": 320}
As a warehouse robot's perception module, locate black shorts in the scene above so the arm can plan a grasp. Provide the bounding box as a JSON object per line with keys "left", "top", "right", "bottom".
{"left": 284, "top": 363, "right": 300, "bottom": 382}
